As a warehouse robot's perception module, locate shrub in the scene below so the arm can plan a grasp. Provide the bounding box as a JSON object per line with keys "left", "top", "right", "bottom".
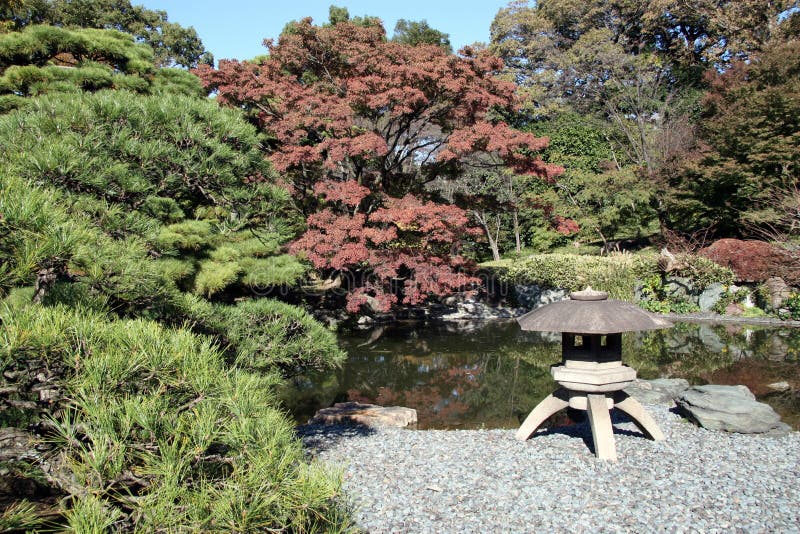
{"left": 0, "top": 304, "right": 350, "bottom": 531}
{"left": 493, "top": 252, "right": 736, "bottom": 312}
{"left": 217, "top": 299, "right": 346, "bottom": 375}
{"left": 496, "top": 253, "right": 655, "bottom": 299}
{"left": 780, "top": 292, "right": 800, "bottom": 320}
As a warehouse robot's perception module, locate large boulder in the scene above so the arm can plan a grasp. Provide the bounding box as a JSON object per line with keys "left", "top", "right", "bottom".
{"left": 699, "top": 239, "right": 798, "bottom": 285}
{"left": 310, "top": 402, "right": 417, "bottom": 428}
{"left": 624, "top": 378, "right": 690, "bottom": 405}
{"left": 676, "top": 385, "right": 789, "bottom": 435}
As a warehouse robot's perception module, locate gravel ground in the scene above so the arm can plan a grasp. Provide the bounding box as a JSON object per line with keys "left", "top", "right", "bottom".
{"left": 300, "top": 406, "right": 800, "bottom": 533}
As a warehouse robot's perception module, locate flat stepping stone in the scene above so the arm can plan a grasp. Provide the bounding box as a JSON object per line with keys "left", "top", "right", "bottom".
{"left": 310, "top": 402, "right": 417, "bottom": 428}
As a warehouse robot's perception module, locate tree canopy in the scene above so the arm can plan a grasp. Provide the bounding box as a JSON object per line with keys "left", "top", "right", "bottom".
{"left": 1, "top": 0, "right": 212, "bottom": 67}
{"left": 669, "top": 38, "right": 800, "bottom": 240}
{"left": 196, "top": 17, "right": 560, "bottom": 311}
{"left": 392, "top": 18, "right": 451, "bottom": 51}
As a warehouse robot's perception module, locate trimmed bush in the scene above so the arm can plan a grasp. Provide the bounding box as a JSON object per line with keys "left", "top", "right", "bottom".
{"left": 492, "top": 253, "right": 653, "bottom": 300}
{"left": 491, "top": 252, "right": 737, "bottom": 311}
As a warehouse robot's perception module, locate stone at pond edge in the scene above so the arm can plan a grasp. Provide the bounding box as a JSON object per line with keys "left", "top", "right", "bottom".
{"left": 624, "top": 378, "right": 690, "bottom": 405}
{"left": 310, "top": 402, "right": 417, "bottom": 428}
{"left": 763, "top": 277, "right": 791, "bottom": 312}
{"left": 767, "top": 381, "right": 790, "bottom": 392}
{"left": 698, "top": 283, "right": 726, "bottom": 311}
{"left": 677, "top": 385, "right": 789, "bottom": 435}
{"left": 514, "top": 285, "right": 569, "bottom": 310}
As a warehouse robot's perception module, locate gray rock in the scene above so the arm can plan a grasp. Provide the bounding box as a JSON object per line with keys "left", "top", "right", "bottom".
{"left": 663, "top": 277, "right": 694, "bottom": 300}
{"left": 624, "top": 378, "right": 690, "bottom": 404}
{"left": 634, "top": 281, "right": 645, "bottom": 302}
{"left": 514, "top": 284, "right": 569, "bottom": 310}
{"left": 698, "top": 283, "right": 726, "bottom": 311}
{"left": 677, "top": 385, "right": 785, "bottom": 434}
{"left": 697, "top": 324, "right": 726, "bottom": 353}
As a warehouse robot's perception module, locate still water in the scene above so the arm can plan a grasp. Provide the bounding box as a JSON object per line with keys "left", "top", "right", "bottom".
{"left": 281, "top": 320, "right": 800, "bottom": 430}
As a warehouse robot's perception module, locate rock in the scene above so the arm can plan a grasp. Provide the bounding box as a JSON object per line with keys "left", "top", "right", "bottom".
{"left": 624, "top": 378, "right": 690, "bottom": 404}
{"left": 698, "top": 283, "right": 726, "bottom": 311}
{"left": 439, "top": 297, "right": 525, "bottom": 321}
{"left": 697, "top": 324, "right": 726, "bottom": 353}
{"left": 357, "top": 315, "right": 374, "bottom": 326}
{"left": 766, "top": 336, "right": 789, "bottom": 361}
{"left": 663, "top": 277, "right": 694, "bottom": 300}
{"left": 310, "top": 402, "right": 417, "bottom": 428}
{"left": 763, "top": 277, "right": 792, "bottom": 311}
{"left": 514, "top": 285, "right": 569, "bottom": 310}
{"left": 725, "top": 302, "right": 745, "bottom": 316}
{"left": 767, "top": 381, "right": 790, "bottom": 392}
{"left": 677, "top": 385, "right": 786, "bottom": 434}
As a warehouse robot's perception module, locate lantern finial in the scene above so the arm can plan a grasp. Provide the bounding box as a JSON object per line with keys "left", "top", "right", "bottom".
{"left": 570, "top": 287, "right": 608, "bottom": 301}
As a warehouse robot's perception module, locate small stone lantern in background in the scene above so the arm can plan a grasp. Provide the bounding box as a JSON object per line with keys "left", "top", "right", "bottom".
{"left": 515, "top": 287, "right": 673, "bottom": 461}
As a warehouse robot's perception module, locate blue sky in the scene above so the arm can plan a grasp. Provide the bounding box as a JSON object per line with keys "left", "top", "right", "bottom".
{"left": 138, "top": 1, "right": 513, "bottom": 62}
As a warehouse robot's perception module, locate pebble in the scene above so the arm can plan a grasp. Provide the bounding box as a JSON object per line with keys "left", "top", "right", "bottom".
{"left": 299, "top": 406, "right": 800, "bottom": 533}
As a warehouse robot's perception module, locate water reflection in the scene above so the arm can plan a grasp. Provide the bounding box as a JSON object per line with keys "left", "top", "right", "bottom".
{"left": 281, "top": 321, "right": 800, "bottom": 430}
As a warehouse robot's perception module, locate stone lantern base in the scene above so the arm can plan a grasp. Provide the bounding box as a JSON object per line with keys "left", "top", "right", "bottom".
{"left": 515, "top": 363, "right": 665, "bottom": 462}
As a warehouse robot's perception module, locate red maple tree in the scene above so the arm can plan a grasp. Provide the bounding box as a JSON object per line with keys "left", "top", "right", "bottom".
{"left": 195, "top": 18, "right": 561, "bottom": 312}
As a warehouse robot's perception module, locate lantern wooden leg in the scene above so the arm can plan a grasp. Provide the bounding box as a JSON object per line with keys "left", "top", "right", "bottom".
{"left": 515, "top": 388, "right": 569, "bottom": 441}
{"left": 587, "top": 394, "right": 617, "bottom": 462}
{"left": 613, "top": 392, "right": 665, "bottom": 441}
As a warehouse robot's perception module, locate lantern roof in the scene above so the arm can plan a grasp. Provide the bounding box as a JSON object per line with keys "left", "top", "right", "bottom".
{"left": 516, "top": 287, "right": 673, "bottom": 334}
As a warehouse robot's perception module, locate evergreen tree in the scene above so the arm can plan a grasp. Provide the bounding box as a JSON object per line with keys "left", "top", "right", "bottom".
{"left": 1, "top": 0, "right": 212, "bottom": 67}
{"left": 0, "top": 77, "right": 346, "bottom": 531}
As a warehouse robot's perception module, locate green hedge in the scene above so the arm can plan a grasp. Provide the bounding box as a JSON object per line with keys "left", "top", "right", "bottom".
{"left": 487, "top": 254, "right": 652, "bottom": 300}
{"left": 487, "top": 253, "right": 736, "bottom": 303}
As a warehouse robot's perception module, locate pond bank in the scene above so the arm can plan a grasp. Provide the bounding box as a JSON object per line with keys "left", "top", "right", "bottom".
{"left": 663, "top": 311, "right": 800, "bottom": 328}
{"left": 300, "top": 404, "right": 800, "bottom": 533}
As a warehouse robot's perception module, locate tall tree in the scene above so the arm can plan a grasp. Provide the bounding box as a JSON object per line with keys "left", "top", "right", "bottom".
{"left": 487, "top": 0, "right": 796, "bottom": 244}
{"left": 196, "top": 18, "right": 560, "bottom": 311}
{"left": 0, "top": 23, "right": 203, "bottom": 112}
{"left": 671, "top": 37, "right": 800, "bottom": 240}
{"left": 1, "top": 0, "right": 212, "bottom": 67}
{"left": 392, "top": 18, "right": 452, "bottom": 52}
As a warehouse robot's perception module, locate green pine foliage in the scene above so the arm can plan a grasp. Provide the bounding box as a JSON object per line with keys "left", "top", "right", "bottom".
{"left": 0, "top": 303, "right": 350, "bottom": 531}
{"left": 0, "top": 90, "right": 307, "bottom": 298}
{"left": 0, "top": 24, "right": 204, "bottom": 102}
{"left": 218, "top": 299, "right": 346, "bottom": 374}
{"left": 0, "top": 25, "right": 154, "bottom": 96}
{"left": 0, "top": 11, "right": 351, "bottom": 532}
{"left": 1, "top": 146, "right": 346, "bottom": 532}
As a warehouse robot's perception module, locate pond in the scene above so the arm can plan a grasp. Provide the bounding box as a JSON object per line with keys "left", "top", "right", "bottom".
{"left": 281, "top": 320, "right": 800, "bottom": 430}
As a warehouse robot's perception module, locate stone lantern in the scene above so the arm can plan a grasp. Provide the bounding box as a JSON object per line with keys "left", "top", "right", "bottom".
{"left": 515, "top": 287, "right": 673, "bottom": 461}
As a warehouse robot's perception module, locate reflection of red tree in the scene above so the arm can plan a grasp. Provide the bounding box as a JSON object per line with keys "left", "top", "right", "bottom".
{"left": 346, "top": 366, "right": 483, "bottom": 426}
